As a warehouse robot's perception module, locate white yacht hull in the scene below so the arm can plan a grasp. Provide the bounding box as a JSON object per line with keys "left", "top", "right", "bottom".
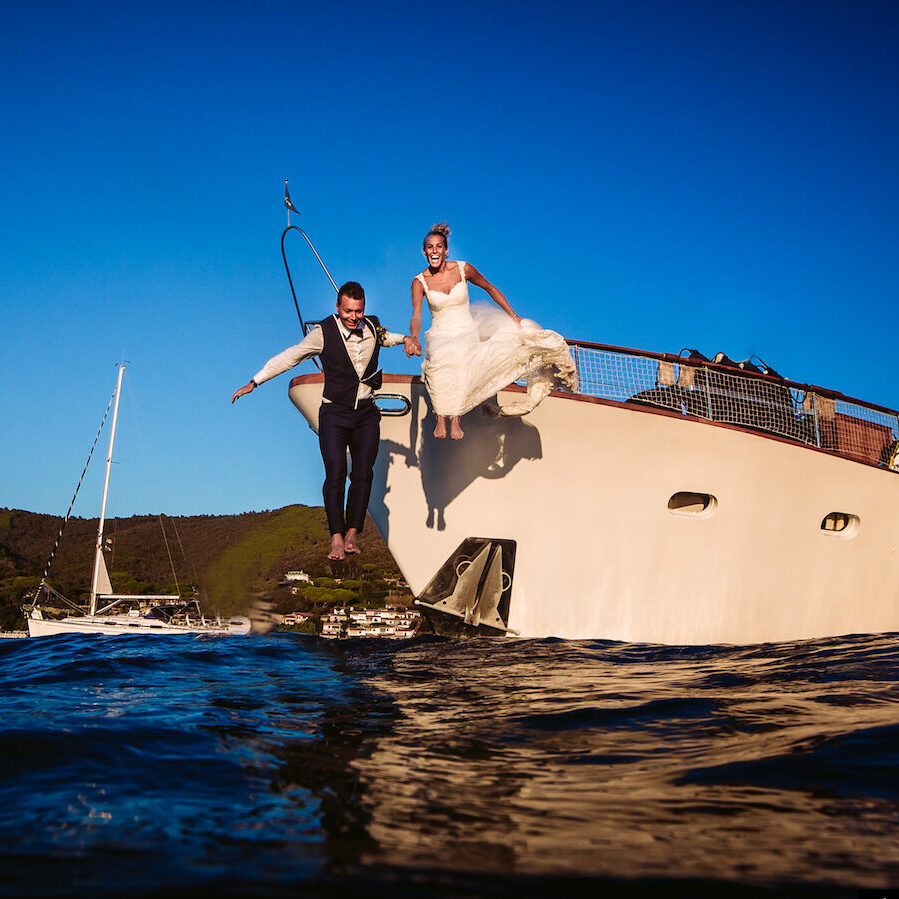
{"left": 289, "top": 374, "right": 899, "bottom": 646}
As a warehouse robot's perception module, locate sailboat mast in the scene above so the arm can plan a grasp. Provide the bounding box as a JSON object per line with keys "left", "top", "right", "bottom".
{"left": 89, "top": 364, "right": 125, "bottom": 616}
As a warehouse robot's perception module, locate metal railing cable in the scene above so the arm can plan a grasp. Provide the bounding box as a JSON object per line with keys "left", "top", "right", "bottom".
{"left": 158, "top": 515, "right": 180, "bottom": 597}
{"left": 31, "top": 385, "right": 118, "bottom": 605}
{"left": 168, "top": 515, "right": 201, "bottom": 595}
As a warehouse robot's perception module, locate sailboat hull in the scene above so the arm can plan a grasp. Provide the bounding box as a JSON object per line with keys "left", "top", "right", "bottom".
{"left": 27, "top": 613, "right": 251, "bottom": 637}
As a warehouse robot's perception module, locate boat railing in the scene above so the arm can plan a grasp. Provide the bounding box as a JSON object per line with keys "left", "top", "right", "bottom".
{"left": 565, "top": 341, "right": 899, "bottom": 470}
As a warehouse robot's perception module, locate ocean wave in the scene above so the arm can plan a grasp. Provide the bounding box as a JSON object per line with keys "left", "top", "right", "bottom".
{"left": 1, "top": 631, "right": 897, "bottom": 896}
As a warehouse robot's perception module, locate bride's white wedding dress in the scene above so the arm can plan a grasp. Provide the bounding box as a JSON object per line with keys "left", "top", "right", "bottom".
{"left": 417, "top": 261, "right": 578, "bottom": 417}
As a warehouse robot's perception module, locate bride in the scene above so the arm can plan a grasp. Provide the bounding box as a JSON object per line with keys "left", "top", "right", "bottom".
{"left": 410, "top": 222, "right": 577, "bottom": 439}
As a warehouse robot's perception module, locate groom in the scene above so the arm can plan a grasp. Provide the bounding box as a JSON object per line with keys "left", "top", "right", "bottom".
{"left": 231, "top": 281, "right": 419, "bottom": 560}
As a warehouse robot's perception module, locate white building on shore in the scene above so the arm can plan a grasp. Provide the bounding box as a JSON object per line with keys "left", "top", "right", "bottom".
{"left": 320, "top": 605, "right": 419, "bottom": 640}
{"left": 283, "top": 570, "right": 313, "bottom": 584}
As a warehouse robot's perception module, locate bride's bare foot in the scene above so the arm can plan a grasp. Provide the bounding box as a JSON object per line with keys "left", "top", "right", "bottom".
{"left": 344, "top": 527, "right": 361, "bottom": 555}
{"left": 449, "top": 416, "right": 464, "bottom": 440}
{"left": 434, "top": 416, "right": 447, "bottom": 439}
{"left": 328, "top": 534, "right": 345, "bottom": 560}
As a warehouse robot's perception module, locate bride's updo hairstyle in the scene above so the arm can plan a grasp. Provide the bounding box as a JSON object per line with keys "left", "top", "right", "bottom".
{"left": 423, "top": 222, "right": 451, "bottom": 250}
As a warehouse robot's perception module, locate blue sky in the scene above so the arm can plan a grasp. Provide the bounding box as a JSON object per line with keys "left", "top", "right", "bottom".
{"left": 2, "top": 0, "right": 897, "bottom": 517}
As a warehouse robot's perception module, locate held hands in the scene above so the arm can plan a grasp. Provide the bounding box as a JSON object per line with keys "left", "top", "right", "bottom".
{"left": 231, "top": 381, "right": 256, "bottom": 404}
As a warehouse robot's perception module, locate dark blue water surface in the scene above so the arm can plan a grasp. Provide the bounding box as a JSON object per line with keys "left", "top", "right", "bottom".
{"left": 1, "top": 632, "right": 898, "bottom": 898}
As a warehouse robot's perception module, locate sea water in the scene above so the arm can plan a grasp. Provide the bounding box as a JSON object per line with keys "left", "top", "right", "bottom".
{"left": 1, "top": 632, "right": 897, "bottom": 897}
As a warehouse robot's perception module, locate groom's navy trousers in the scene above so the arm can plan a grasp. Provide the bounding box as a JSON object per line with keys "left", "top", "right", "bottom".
{"left": 318, "top": 399, "right": 381, "bottom": 536}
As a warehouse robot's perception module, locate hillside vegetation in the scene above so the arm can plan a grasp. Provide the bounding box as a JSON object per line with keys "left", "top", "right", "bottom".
{"left": 0, "top": 505, "right": 407, "bottom": 630}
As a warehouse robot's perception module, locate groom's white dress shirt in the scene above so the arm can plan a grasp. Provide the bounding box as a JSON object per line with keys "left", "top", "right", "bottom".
{"left": 252, "top": 316, "right": 405, "bottom": 406}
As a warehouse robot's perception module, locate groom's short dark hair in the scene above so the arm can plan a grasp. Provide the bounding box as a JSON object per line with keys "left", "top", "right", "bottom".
{"left": 337, "top": 281, "right": 365, "bottom": 304}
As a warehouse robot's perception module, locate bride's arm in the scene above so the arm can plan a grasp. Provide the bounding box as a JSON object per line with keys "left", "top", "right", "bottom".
{"left": 409, "top": 278, "right": 424, "bottom": 353}
{"left": 465, "top": 264, "right": 522, "bottom": 323}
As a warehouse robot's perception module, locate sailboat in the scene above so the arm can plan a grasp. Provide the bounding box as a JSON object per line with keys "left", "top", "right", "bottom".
{"left": 26, "top": 365, "right": 251, "bottom": 637}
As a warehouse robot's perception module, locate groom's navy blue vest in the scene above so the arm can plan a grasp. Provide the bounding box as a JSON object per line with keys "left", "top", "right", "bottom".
{"left": 319, "top": 315, "right": 383, "bottom": 408}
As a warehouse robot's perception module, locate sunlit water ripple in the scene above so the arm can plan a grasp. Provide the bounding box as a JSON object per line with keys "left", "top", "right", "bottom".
{"left": 1, "top": 631, "right": 897, "bottom": 897}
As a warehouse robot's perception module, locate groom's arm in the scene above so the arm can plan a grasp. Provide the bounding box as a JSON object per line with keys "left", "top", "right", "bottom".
{"left": 252, "top": 325, "right": 325, "bottom": 386}
{"left": 231, "top": 325, "right": 324, "bottom": 403}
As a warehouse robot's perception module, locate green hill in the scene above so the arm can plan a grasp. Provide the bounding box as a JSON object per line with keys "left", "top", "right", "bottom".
{"left": 0, "top": 505, "right": 408, "bottom": 630}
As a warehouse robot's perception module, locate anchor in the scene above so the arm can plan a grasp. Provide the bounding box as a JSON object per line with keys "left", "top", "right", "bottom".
{"left": 415, "top": 539, "right": 516, "bottom": 636}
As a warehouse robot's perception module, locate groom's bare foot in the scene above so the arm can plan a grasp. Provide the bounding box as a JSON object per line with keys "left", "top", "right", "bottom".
{"left": 344, "top": 528, "right": 361, "bottom": 555}
{"left": 449, "top": 416, "right": 464, "bottom": 440}
{"left": 434, "top": 416, "right": 447, "bottom": 439}
{"left": 328, "top": 534, "right": 345, "bottom": 560}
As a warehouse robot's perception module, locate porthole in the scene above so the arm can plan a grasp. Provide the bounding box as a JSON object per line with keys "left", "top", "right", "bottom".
{"left": 668, "top": 492, "right": 717, "bottom": 517}
{"left": 821, "top": 512, "right": 860, "bottom": 537}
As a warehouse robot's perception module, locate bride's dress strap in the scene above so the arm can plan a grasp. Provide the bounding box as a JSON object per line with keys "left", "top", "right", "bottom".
{"left": 416, "top": 272, "right": 428, "bottom": 293}
{"left": 457, "top": 261, "right": 467, "bottom": 283}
